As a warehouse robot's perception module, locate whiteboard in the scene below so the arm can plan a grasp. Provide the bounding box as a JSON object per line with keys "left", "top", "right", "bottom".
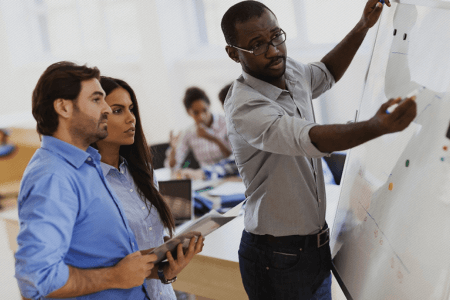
{"left": 330, "top": 1, "right": 450, "bottom": 299}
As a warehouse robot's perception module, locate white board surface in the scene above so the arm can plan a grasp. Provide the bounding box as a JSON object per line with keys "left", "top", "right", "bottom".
{"left": 330, "top": 1, "right": 450, "bottom": 299}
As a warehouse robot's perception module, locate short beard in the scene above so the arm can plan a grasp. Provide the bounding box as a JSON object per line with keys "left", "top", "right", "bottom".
{"left": 242, "top": 59, "right": 286, "bottom": 85}
{"left": 71, "top": 103, "right": 108, "bottom": 146}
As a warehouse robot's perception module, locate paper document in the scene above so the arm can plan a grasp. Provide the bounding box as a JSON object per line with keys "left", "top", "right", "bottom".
{"left": 149, "top": 201, "right": 245, "bottom": 263}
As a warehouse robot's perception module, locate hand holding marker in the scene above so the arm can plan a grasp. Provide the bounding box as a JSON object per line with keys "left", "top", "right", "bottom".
{"left": 386, "top": 87, "right": 424, "bottom": 114}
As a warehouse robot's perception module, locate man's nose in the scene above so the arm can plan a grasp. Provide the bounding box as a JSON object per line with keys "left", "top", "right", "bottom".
{"left": 103, "top": 101, "right": 112, "bottom": 114}
{"left": 265, "top": 43, "right": 280, "bottom": 58}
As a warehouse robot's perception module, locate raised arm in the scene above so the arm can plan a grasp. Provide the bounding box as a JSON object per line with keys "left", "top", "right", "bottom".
{"left": 166, "top": 130, "right": 190, "bottom": 170}
{"left": 197, "top": 123, "right": 232, "bottom": 158}
{"left": 309, "top": 96, "right": 416, "bottom": 153}
{"left": 321, "top": 0, "right": 391, "bottom": 82}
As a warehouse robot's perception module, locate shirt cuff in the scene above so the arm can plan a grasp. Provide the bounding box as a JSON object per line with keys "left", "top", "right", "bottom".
{"left": 299, "top": 123, "right": 331, "bottom": 158}
{"left": 310, "top": 61, "right": 336, "bottom": 86}
{"left": 18, "top": 261, "right": 69, "bottom": 299}
{"left": 43, "top": 262, "right": 70, "bottom": 297}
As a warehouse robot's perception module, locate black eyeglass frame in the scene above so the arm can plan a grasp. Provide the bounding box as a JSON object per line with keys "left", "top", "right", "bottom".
{"left": 229, "top": 29, "right": 287, "bottom": 56}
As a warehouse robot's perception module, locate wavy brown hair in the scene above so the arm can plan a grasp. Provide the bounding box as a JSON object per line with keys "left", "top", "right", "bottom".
{"left": 97, "top": 77, "right": 175, "bottom": 237}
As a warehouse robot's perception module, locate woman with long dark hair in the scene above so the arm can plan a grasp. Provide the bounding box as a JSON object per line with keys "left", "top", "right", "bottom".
{"left": 94, "top": 77, "right": 203, "bottom": 299}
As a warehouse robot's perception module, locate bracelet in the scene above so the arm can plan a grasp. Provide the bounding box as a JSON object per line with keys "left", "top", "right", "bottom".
{"left": 157, "top": 263, "right": 177, "bottom": 284}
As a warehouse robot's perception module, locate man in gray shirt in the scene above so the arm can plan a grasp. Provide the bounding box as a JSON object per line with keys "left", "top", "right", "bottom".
{"left": 221, "top": 1, "right": 416, "bottom": 299}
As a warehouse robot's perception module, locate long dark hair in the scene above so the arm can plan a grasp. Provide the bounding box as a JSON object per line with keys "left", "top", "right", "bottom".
{"left": 98, "top": 76, "right": 175, "bottom": 237}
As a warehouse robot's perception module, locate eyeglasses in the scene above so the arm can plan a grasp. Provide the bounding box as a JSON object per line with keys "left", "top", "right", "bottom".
{"left": 229, "top": 29, "right": 286, "bottom": 56}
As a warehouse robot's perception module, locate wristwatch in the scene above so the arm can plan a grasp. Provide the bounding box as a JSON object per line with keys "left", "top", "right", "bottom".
{"left": 157, "top": 264, "right": 177, "bottom": 284}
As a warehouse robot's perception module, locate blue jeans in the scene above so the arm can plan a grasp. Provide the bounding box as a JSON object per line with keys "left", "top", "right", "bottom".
{"left": 239, "top": 230, "right": 332, "bottom": 300}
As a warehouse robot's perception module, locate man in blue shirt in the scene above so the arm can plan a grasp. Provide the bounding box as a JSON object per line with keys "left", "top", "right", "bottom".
{"left": 15, "top": 61, "right": 156, "bottom": 300}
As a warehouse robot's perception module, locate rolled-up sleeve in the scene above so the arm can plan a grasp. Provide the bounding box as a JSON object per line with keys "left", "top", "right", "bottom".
{"left": 230, "top": 97, "right": 327, "bottom": 158}
{"left": 308, "top": 62, "right": 335, "bottom": 99}
{"left": 15, "top": 174, "right": 78, "bottom": 299}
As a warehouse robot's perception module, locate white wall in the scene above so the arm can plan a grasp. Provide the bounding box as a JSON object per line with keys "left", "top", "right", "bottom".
{"left": 0, "top": 0, "right": 175, "bottom": 144}
{"left": 0, "top": 0, "right": 375, "bottom": 145}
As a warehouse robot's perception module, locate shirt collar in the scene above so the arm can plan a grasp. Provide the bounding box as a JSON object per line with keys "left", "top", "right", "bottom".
{"left": 41, "top": 135, "right": 100, "bottom": 169}
{"left": 100, "top": 157, "right": 128, "bottom": 177}
{"left": 241, "top": 65, "right": 296, "bottom": 101}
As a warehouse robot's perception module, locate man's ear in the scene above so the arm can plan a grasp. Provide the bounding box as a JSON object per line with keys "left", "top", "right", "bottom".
{"left": 225, "top": 46, "right": 240, "bottom": 63}
{"left": 54, "top": 98, "right": 73, "bottom": 119}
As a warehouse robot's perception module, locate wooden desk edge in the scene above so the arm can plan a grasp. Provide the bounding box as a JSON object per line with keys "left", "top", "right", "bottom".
{"left": 172, "top": 254, "right": 247, "bottom": 300}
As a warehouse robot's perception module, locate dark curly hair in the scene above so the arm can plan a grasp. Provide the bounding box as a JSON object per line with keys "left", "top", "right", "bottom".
{"left": 221, "top": 1, "right": 274, "bottom": 46}
{"left": 32, "top": 61, "right": 100, "bottom": 136}
{"left": 218, "top": 83, "right": 232, "bottom": 106}
{"left": 183, "top": 87, "right": 210, "bottom": 110}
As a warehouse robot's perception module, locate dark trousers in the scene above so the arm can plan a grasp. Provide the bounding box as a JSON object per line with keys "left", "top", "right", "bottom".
{"left": 238, "top": 229, "right": 332, "bottom": 300}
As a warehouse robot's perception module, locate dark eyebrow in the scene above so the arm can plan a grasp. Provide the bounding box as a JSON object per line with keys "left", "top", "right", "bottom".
{"left": 111, "top": 104, "right": 134, "bottom": 108}
{"left": 247, "top": 27, "right": 281, "bottom": 46}
{"left": 248, "top": 34, "right": 263, "bottom": 46}
{"left": 90, "top": 91, "right": 104, "bottom": 98}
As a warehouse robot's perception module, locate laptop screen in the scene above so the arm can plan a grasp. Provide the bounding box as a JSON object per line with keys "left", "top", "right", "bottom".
{"left": 158, "top": 179, "right": 193, "bottom": 225}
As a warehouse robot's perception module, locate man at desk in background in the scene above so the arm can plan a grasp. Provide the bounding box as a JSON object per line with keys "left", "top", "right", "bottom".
{"left": 15, "top": 61, "right": 156, "bottom": 299}
{"left": 221, "top": 0, "right": 416, "bottom": 299}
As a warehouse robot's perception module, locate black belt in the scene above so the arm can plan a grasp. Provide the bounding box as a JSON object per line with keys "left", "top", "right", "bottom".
{"left": 246, "top": 223, "right": 329, "bottom": 249}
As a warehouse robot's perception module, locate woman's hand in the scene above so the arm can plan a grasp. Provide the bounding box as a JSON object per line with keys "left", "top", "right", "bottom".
{"left": 168, "top": 130, "right": 181, "bottom": 168}
{"left": 169, "top": 130, "right": 181, "bottom": 148}
{"left": 163, "top": 235, "right": 205, "bottom": 280}
{"left": 196, "top": 123, "right": 215, "bottom": 141}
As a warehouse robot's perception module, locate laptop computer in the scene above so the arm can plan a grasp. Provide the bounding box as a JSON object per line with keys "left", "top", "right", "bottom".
{"left": 158, "top": 179, "right": 193, "bottom": 225}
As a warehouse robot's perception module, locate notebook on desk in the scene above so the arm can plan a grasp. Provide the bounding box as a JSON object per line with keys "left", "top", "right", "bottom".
{"left": 158, "top": 179, "right": 193, "bottom": 226}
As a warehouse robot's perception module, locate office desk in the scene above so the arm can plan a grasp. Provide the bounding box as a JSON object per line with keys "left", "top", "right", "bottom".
{"left": 172, "top": 215, "right": 246, "bottom": 299}
{"left": 172, "top": 183, "right": 344, "bottom": 299}
{"left": 1, "top": 182, "right": 344, "bottom": 300}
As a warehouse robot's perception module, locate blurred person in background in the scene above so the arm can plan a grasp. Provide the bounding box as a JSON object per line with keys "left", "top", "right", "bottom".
{"left": 218, "top": 83, "right": 232, "bottom": 107}
{"left": 165, "top": 87, "right": 231, "bottom": 172}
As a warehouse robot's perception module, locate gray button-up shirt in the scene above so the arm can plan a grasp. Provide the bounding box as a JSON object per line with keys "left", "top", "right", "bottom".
{"left": 224, "top": 57, "right": 335, "bottom": 236}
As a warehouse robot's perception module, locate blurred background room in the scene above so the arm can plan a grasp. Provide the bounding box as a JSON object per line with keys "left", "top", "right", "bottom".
{"left": 0, "top": 1, "right": 375, "bottom": 299}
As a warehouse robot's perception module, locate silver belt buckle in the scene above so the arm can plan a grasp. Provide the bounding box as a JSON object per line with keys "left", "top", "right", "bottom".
{"left": 317, "top": 228, "right": 330, "bottom": 248}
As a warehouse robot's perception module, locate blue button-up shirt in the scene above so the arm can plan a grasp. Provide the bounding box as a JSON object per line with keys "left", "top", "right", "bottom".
{"left": 100, "top": 159, "right": 176, "bottom": 300}
{"left": 15, "top": 136, "right": 149, "bottom": 300}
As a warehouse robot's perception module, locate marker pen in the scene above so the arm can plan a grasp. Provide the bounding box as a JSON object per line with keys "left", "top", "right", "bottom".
{"left": 386, "top": 86, "right": 425, "bottom": 114}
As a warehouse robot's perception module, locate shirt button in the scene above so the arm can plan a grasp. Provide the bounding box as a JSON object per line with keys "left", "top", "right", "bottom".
{"left": 160, "top": 292, "right": 162, "bottom": 295}
{"left": 121, "top": 170, "right": 124, "bottom": 174}
{"left": 87, "top": 157, "right": 92, "bottom": 161}
{"left": 130, "top": 189, "right": 133, "bottom": 192}
{"left": 142, "top": 206, "right": 146, "bottom": 210}
{"left": 149, "top": 227, "right": 152, "bottom": 231}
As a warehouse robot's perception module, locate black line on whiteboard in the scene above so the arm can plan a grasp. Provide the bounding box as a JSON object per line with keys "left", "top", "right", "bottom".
{"left": 359, "top": 203, "right": 411, "bottom": 274}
